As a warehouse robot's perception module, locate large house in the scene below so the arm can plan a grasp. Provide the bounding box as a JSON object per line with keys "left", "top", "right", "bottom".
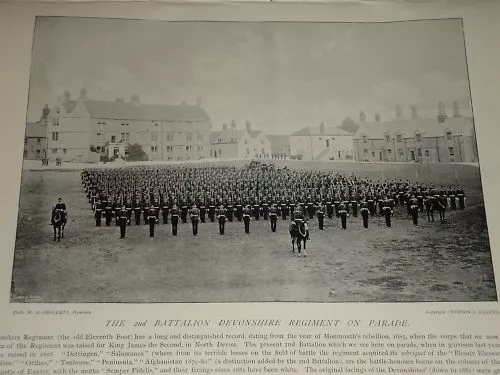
{"left": 45, "top": 89, "right": 211, "bottom": 162}
{"left": 209, "top": 121, "right": 271, "bottom": 159}
{"left": 353, "top": 103, "right": 477, "bottom": 163}
{"left": 290, "top": 123, "right": 353, "bottom": 161}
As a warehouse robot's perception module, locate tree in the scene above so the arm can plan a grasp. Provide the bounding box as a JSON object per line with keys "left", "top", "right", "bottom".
{"left": 127, "top": 143, "right": 148, "bottom": 161}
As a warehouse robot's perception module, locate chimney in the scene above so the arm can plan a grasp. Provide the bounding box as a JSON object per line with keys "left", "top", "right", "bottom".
{"left": 395, "top": 105, "right": 402, "bottom": 119}
{"left": 453, "top": 101, "right": 460, "bottom": 118}
{"left": 411, "top": 105, "right": 418, "bottom": 119}
{"left": 437, "top": 101, "right": 447, "bottom": 123}
{"left": 79, "top": 87, "right": 87, "bottom": 101}
{"left": 375, "top": 112, "right": 381, "bottom": 122}
{"left": 196, "top": 97, "right": 202, "bottom": 107}
{"left": 230, "top": 120, "right": 237, "bottom": 130}
{"left": 115, "top": 98, "right": 125, "bottom": 103}
{"left": 359, "top": 111, "right": 366, "bottom": 122}
{"left": 130, "top": 94, "right": 140, "bottom": 105}
{"left": 319, "top": 122, "right": 325, "bottom": 135}
{"left": 42, "top": 104, "right": 50, "bottom": 120}
{"left": 181, "top": 100, "right": 187, "bottom": 106}
{"left": 222, "top": 124, "right": 228, "bottom": 131}
{"left": 64, "top": 90, "right": 71, "bottom": 103}
{"left": 246, "top": 121, "right": 252, "bottom": 133}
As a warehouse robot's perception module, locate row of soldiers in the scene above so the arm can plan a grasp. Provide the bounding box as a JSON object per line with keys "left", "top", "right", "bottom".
{"left": 81, "top": 163, "right": 466, "bottom": 237}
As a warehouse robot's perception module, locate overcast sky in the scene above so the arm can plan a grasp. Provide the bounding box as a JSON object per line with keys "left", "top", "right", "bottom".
{"left": 27, "top": 17, "right": 472, "bottom": 134}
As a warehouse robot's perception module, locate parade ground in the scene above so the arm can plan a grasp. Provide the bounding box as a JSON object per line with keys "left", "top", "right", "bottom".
{"left": 10, "top": 160, "right": 497, "bottom": 303}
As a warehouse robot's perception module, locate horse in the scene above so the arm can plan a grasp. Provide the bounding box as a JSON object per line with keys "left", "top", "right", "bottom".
{"left": 289, "top": 219, "right": 309, "bottom": 257}
{"left": 51, "top": 208, "right": 66, "bottom": 241}
{"left": 435, "top": 195, "right": 447, "bottom": 223}
{"left": 424, "top": 196, "right": 435, "bottom": 222}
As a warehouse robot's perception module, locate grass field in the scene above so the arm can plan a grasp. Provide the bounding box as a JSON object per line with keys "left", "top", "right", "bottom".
{"left": 10, "top": 160, "right": 497, "bottom": 303}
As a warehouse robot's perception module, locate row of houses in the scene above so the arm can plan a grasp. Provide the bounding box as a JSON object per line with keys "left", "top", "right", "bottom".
{"left": 24, "top": 90, "right": 291, "bottom": 163}
{"left": 23, "top": 91, "right": 477, "bottom": 164}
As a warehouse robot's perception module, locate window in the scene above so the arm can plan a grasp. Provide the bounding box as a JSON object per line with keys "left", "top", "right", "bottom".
{"left": 97, "top": 132, "right": 101, "bottom": 136}
{"left": 219, "top": 149, "right": 222, "bottom": 157}
{"left": 37, "top": 138, "right": 41, "bottom": 144}
{"left": 371, "top": 151, "right": 375, "bottom": 157}
{"left": 387, "top": 149, "right": 392, "bottom": 154}
{"left": 53, "top": 119, "right": 59, "bottom": 126}
{"left": 425, "top": 150, "right": 430, "bottom": 157}
{"left": 121, "top": 133, "right": 125, "bottom": 142}
{"left": 121, "top": 122, "right": 125, "bottom": 126}
{"left": 385, "top": 135, "right": 391, "bottom": 143}
{"left": 166, "top": 133, "right": 174, "bottom": 142}
{"left": 326, "top": 139, "right": 330, "bottom": 148}
{"left": 24, "top": 138, "right": 28, "bottom": 145}
{"left": 396, "top": 134, "right": 402, "bottom": 142}
{"left": 111, "top": 136, "right": 116, "bottom": 143}
{"left": 417, "top": 148, "right": 422, "bottom": 157}
{"left": 63, "top": 149, "right": 67, "bottom": 154}
{"left": 186, "top": 133, "right": 192, "bottom": 141}
{"left": 151, "top": 146, "right": 157, "bottom": 152}
{"left": 446, "top": 131, "right": 452, "bottom": 141}
{"left": 218, "top": 138, "right": 222, "bottom": 143}
{"left": 415, "top": 133, "right": 421, "bottom": 142}
{"left": 154, "top": 122, "right": 158, "bottom": 127}
{"left": 52, "top": 132, "right": 59, "bottom": 141}
{"left": 244, "top": 140, "right": 248, "bottom": 144}
{"left": 24, "top": 149, "right": 28, "bottom": 157}
{"left": 363, "top": 149, "right": 368, "bottom": 154}
{"left": 449, "top": 147, "right": 455, "bottom": 156}
{"left": 362, "top": 136, "right": 367, "bottom": 143}
{"left": 96, "top": 146, "right": 101, "bottom": 152}
{"left": 52, "top": 149, "right": 57, "bottom": 154}
{"left": 398, "top": 149, "right": 404, "bottom": 156}
{"left": 36, "top": 150, "right": 40, "bottom": 155}
{"left": 125, "top": 133, "right": 130, "bottom": 142}
{"left": 246, "top": 148, "right": 250, "bottom": 155}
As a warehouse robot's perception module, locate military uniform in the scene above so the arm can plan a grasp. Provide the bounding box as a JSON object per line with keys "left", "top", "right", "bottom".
{"left": 118, "top": 207, "right": 128, "bottom": 239}
{"left": 190, "top": 206, "right": 200, "bottom": 236}
{"left": 360, "top": 202, "right": 369, "bottom": 228}
{"left": 243, "top": 206, "right": 252, "bottom": 234}
{"left": 94, "top": 200, "right": 103, "bottom": 227}
{"left": 269, "top": 205, "right": 278, "bottom": 232}
{"left": 171, "top": 206, "right": 180, "bottom": 236}
{"left": 147, "top": 206, "right": 157, "bottom": 237}
{"left": 216, "top": 206, "right": 227, "bottom": 235}
{"left": 316, "top": 203, "right": 325, "bottom": 230}
{"left": 382, "top": 200, "right": 393, "bottom": 227}
{"left": 339, "top": 203, "right": 348, "bottom": 229}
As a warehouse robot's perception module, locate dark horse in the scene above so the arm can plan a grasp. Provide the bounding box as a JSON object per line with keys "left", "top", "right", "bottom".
{"left": 434, "top": 195, "right": 447, "bottom": 223}
{"left": 289, "top": 219, "right": 309, "bottom": 256}
{"left": 51, "top": 208, "right": 66, "bottom": 241}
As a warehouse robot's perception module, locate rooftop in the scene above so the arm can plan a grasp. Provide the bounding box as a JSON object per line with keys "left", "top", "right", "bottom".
{"left": 56, "top": 98, "right": 210, "bottom": 122}
{"left": 291, "top": 125, "right": 352, "bottom": 137}
{"left": 353, "top": 116, "right": 475, "bottom": 139}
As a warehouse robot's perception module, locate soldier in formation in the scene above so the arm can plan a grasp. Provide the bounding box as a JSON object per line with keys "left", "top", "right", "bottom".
{"left": 80, "top": 162, "right": 467, "bottom": 237}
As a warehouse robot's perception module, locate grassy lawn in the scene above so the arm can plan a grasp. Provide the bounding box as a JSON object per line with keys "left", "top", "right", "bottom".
{"left": 10, "top": 161, "right": 496, "bottom": 303}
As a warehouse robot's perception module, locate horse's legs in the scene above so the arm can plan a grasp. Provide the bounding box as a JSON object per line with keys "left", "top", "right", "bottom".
{"left": 57, "top": 226, "right": 61, "bottom": 241}
{"left": 303, "top": 239, "right": 307, "bottom": 257}
{"left": 291, "top": 238, "right": 295, "bottom": 253}
{"left": 61, "top": 224, "right": 65, "bottom": 238}
{"left": 53, "top": 226, "right": 56, "bottom": 241}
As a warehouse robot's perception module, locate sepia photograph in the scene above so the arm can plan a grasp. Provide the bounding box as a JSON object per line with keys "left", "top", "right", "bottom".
{"left": 10, "top": 16, "right": 497, "bottom": 303}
